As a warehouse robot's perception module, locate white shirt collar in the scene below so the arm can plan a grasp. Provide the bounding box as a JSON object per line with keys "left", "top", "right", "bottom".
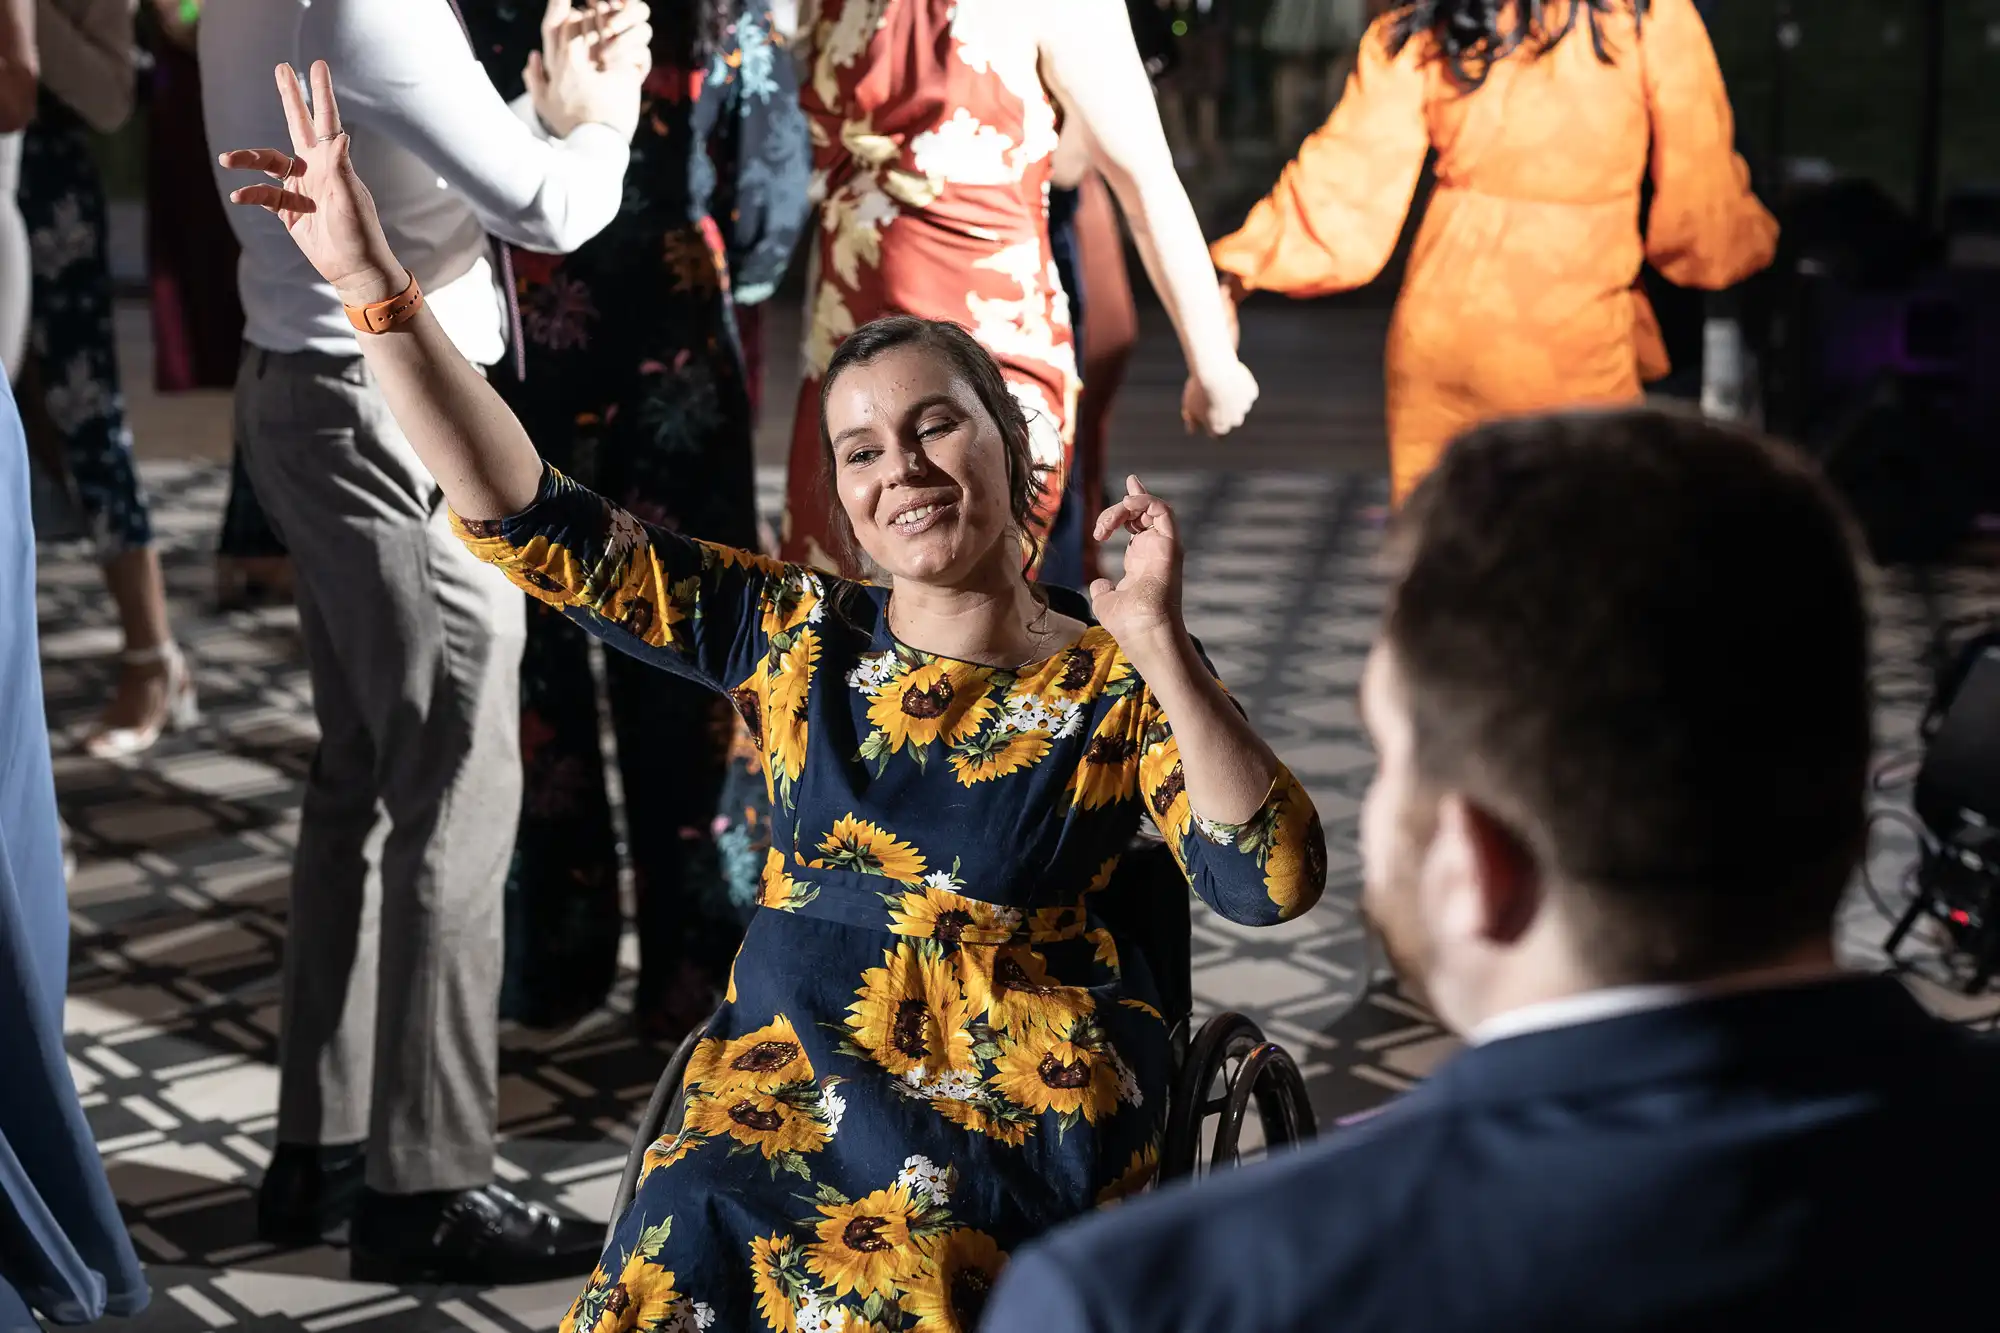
{"left": 1467, "top": 985, "right": 1695, "bottom": 1046}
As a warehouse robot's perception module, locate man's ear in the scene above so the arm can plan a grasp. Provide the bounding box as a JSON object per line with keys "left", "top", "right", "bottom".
{"left": 1459, "top": 799, "right": 1540, "bottom": 946}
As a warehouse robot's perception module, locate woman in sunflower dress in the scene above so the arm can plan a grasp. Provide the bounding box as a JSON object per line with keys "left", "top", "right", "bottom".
{"left": 527, "top": 323, "right": 1322, "bottom": 1333}
{"left": 211, "top": 70, "right": 1323, "bottom": 1321}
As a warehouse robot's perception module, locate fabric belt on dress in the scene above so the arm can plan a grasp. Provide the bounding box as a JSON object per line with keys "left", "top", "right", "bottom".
{"left": 442, "top": 0, "right": 528, "bottom": 381}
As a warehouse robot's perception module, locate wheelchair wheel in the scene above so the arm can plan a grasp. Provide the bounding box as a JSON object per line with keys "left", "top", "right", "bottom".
{"left": 607, "top": 1023, "right": 704, "bottom": 1246}
{"left": 1160, "top": 1011, "right": 1317, "bottom": 1182}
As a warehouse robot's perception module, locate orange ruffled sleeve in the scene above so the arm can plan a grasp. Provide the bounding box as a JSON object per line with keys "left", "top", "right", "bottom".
{"left": 1642, "top": 0, "right": 1779, "bottom": 289}
{"left": 1209, "top": 19, "right": 1430, "bottom": 297}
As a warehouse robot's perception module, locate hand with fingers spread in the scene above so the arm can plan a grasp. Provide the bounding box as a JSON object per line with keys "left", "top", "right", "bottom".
{"left": 525, "top": 0, "right": 652, "bottom": 141}
{"left": 1089, "top": 475, "right": 1185, "bottom": 651}
{"left": 218, "top": 62, "right": 403, "bottom": 307}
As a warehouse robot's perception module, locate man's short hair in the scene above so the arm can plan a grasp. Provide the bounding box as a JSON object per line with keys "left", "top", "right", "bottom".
{"left": 1382, "top": 407, "right": 1871, "bottom": 983}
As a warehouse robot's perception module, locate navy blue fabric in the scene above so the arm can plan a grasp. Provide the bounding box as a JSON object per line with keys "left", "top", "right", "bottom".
{"left": 984, "top": 975, "right": 2000, "bottom": 1331}
{"left": 1041, "top": 183, "right": 1087, "bottom": 593}
{"left": 0, "top": 369, "right": 148, "bottom": 1323}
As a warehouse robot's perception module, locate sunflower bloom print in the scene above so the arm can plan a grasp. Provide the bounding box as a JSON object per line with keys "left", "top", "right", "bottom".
{"left": 747, "top": 1156, "right": 1002, "bottom": 1333}
{"left": 850, "top": 648, "right": 998, "bottom": 775}
{"left": 562, "top": 1217, "right": 716, "bottom": 1333}
{"left": 645, "top": 1014, "right": 848, "bottom": 1187}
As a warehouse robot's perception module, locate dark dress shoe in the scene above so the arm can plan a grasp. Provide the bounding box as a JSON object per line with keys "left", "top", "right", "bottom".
{"left": 349, "top": 1184, "right": 604, "bottom": 1286}
{"left": 256, "top": 1143, "right": 366, "bottom": 1245}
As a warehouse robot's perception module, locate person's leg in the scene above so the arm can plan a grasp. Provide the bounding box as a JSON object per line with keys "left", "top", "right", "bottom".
{"left": 19, "top": 98, "right": 187, "bottom": 755}
{"left": 502, "top": 599, "right": 621, "bottom": 1028}
{"left": 234, "top": 349, "right": 381, "bottom": 1241}
{"left": 610, "top": 652, "right": 746, "bottom": 1041}
{"left": 365, "top": 491, "right": 521, "bottom": 1197}
{"left": 250, "top": 349, "right": 593, "bottom": 1280}
{"left": 1041, "top": 185, "right": 1088, "bottom": 590}
{"left": 1073, "top": 173, "right": 1138, "bottom": 586}
{"left": 217, "top": 445, "right": 294, "bottom": 611}
{"left": 237, "top": 352, "right": 500, "bottom": 1181}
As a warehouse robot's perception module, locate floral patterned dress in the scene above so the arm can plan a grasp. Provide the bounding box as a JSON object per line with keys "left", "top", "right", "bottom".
{"left": 452, "top": 468, "right": 1326, "bottom": 1333}
{"left": 461, "top": 2, "right": 812, "bottom": 1033}
{"left": 779, "top": 0, "right": 1080, "bottom": 577}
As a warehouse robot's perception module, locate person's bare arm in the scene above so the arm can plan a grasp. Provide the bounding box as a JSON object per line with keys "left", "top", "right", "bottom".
{"left": 0, "top": 0, "right": 35, "bottom": 133}
{"left": 34, "top": 0, "right": 138, "bottom": 133}
{"left": 223, "top": 62, "right": 543, "bottom": 520}
{"left": 1039, "top": 0, "right": 1255, "bottom": 435}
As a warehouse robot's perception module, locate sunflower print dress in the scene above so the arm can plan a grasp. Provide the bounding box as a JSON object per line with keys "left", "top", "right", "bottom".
{"left": 452, "top": 467, "right": 1326, "bottom": 1333}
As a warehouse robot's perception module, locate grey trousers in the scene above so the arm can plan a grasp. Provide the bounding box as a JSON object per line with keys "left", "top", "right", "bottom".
{"left": 235, "top": 346, "right": 524, "bottom": 1194}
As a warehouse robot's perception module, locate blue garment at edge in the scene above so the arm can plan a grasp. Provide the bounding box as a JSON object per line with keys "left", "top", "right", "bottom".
{"left": 0, "top": 367, "right": 149, "bottom": 1326}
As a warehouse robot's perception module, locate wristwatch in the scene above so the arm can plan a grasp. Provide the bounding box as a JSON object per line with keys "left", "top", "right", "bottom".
{"left": 343, "top": 270, "right": 424, "bottom": 335}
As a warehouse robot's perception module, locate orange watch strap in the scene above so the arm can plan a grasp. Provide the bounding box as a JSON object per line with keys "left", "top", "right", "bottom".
{"left": 344, "top": 270, "right": 424, "bottom": 335}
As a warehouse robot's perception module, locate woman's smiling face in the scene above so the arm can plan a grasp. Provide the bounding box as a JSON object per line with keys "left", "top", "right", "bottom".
{"left": 825, "top": 345, "right": 1018, "bottom": 584}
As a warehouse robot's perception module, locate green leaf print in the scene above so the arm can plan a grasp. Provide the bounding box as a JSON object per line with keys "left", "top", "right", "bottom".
{"left": 814, "top": 1182, "right": 851, "bottom": 1207}
{"left": 634, "top": 1215, "right": 673, "bottom": 1262}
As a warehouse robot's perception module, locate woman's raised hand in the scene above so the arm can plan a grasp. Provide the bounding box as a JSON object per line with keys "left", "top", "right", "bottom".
{"left": 1088, "top": 475, "right": 1185, "bottom": 650}
{"left": 218, "top": 62, "right": 404, "bottom": 306}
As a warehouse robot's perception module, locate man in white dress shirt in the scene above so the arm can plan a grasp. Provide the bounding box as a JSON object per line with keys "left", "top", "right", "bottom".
{"left": 201, "top": 0, "right": 646, "bottom": 1284}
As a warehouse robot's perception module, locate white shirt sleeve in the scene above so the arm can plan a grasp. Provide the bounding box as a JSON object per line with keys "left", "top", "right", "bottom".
{"left": 314, "top": 0, "right": 628, "bottom": 254}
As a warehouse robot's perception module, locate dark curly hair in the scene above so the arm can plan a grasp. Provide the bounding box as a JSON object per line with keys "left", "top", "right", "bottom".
{"left": 815, "top": 316, "right": 1051, "bottom": 578}
{"left": 1385, "top": 0, "right": 1651, "bottom": 89}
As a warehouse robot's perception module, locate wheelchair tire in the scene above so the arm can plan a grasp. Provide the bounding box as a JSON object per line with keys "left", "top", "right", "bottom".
{"left": 1160, "top": 1011, "right": 1318, "bottom": 1182}
{"left": 607, "top": 1023, "right": 704, "bottom": 1246}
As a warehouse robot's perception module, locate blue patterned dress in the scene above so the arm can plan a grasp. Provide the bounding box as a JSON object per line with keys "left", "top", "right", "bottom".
{"left": 453, "top": 468, "right": 1327, "bottom": 1333}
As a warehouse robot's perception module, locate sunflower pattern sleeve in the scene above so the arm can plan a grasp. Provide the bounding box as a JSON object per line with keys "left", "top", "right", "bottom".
{"left": 452, "top": 464, "right": 819, "bottom": 693}
{"left": 1134, "top": 673, "right": 1327, "bottom": 929}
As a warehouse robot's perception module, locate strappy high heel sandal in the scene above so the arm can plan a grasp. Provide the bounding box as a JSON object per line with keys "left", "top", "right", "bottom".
{"left": 82, "top": 642, "right": 200, "bottom": 759}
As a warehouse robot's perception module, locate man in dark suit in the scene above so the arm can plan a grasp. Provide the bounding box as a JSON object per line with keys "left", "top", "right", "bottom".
{"left": 979, "top": 407, "right": 2000, "bottom": 1332}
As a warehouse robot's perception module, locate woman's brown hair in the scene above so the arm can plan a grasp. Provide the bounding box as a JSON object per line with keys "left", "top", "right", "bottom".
{"left": 814, "top": 315, "right": 1051, "bottom": 578}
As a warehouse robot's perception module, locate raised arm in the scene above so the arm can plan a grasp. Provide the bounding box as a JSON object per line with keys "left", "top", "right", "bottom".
{"left": 1641, "top": 0, "right": 1777, "bottom": 289}
{"left": 313, "top": 0, "right": 642, "bottom": 255}
{"left": 1210, "top": 16, "right": 1429, "bottom": 300}
{"left": 1092, "top": 478, "right": 1325, "bottom": 926}
{"left": 0, "top": 0, "right": 35, "bottom": 132}
{"left": 219, "top": 61, "right": 808, "bottom": 693}
{"left": 1038, "top": 0, "right": 1256, "bottom": 437}
{"left": 33, "top": 0, "right": 137, "bottom": 133}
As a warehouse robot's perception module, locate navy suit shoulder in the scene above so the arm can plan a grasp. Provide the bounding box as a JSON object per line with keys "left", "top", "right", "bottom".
{"left": 982, "top": 1089, "right": 1457, "bottom": 1333}
{"left": 982, "top": 978, "right": 2000, "bottom": 1333}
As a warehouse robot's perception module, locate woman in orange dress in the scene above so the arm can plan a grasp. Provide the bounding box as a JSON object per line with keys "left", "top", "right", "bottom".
{"left": 1215, "top": 0, "right": 1778, "bottom": 504}
{"left": 781, "top": 0, "right": 1256, "bottom": 575}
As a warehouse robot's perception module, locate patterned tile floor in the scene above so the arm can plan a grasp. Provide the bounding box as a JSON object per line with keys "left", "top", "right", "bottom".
{"left": 37, "top": 458, "right": 2000, "bottom": 1330}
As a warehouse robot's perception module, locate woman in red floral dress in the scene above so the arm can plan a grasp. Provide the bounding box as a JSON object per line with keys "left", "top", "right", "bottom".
{"left": 780, "top": 0, "right": 1256, "bottom": 579}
